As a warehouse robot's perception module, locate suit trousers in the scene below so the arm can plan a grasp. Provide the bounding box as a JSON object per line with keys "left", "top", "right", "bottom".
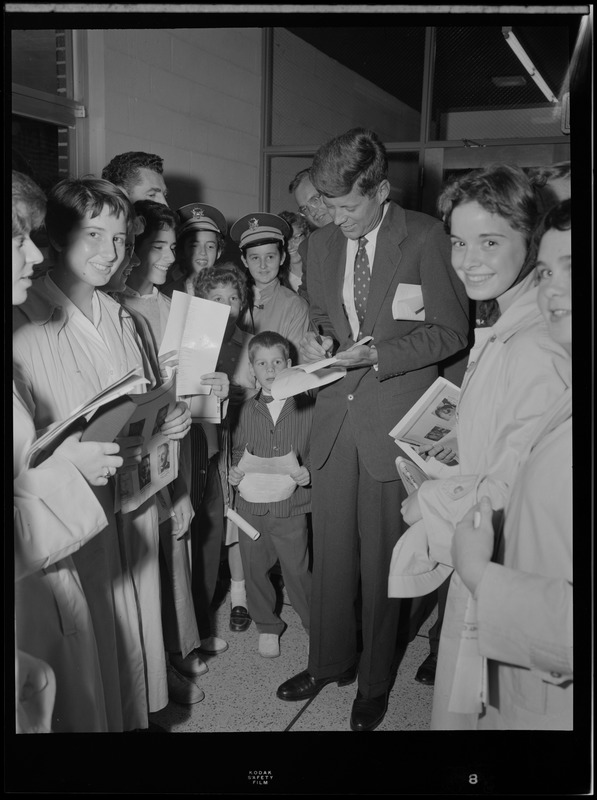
{"left": 239, "top": 510, "right": 311, "bottom": 636}
{"left": 191, "top": 456, "right": 225, "bottom": 639}
{"left": 308, "top": 413, "right": 406, "bottom": 700}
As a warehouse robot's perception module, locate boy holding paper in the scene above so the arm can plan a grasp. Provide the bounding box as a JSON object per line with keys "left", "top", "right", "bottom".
{"left": 228, "top": 332, "right": 314, "bottom": 658}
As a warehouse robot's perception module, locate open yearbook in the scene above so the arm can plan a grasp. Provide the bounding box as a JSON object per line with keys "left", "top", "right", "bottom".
{"left": 389, "top": 376, "right": 460, "bottom": 486}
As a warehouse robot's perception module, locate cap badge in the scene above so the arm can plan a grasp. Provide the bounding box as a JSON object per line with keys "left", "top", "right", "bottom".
{"left": 191, "top": 207, "right": 205, "bottom": 218}
{"left": 248, "top": 217, "right": 260, "bottom": 230}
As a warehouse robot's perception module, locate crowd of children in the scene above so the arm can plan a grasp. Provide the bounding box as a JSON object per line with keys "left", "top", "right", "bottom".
{"left": 13, "top": 129, "right": 573, "bottom": 734}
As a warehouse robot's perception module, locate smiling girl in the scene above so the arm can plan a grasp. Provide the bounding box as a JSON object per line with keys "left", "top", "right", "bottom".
{"left": 13, "top": 177, "right": 193, "bottom": 730}
{"left": 391, "top": 164, "right": 570, "bottom": 729}
{"left": 232, "top": 212, "right": 310, "bottom": 366}
{"left": 451, "top": 199, "right": 573, "bottom": 730}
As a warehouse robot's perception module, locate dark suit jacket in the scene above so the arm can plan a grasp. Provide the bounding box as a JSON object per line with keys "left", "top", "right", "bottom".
{"left": 296, "top": 237, "right": 310, "bottom": 303}
{"left": 306, "top": 200, "right": 469, "bottom": 482}
{"left": 231, "top": 390, "right": 315, "bottom": 517}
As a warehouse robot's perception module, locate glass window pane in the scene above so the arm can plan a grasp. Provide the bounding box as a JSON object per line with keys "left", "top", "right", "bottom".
{"left": 430, "top": 25, "right": 571, "bottom": 141}
{"left": 387, "top": 152, "right": 421, "bottom": 212}
{"left": 12, "top": 29, "right": 69, "bottom": 96}
{"left": 272, "top": 27, "right": 425, "bottom": 147}
{"left": 270, "top": 156, "right": 314, "bottom": 216}
{"left": 12, "top": 114, "right": 69, "bottom": 194}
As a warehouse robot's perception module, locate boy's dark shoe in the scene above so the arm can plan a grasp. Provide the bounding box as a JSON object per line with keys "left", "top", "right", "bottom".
{"left": 230, "top": 605, "right": 251, "bottom": 632}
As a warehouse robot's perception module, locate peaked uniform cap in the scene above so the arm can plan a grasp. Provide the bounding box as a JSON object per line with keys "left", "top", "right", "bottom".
{"left": 176, "top": 203, "right": 228, "bottom": 238}
{"left": 230, "top": 212, "right": 291, "bottom": 248}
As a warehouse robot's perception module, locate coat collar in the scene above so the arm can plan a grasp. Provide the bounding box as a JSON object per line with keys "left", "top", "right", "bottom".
{"left": 253, "top": 389, "right": 295, "bottom": 422}
{"left": 16, "top": 275, "right": 132, "bottom": 331}
{"left": 483, "top": 283, "right": 544, "bottom": 344}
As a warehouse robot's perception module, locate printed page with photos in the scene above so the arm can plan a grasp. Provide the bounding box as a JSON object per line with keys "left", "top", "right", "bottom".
{"left": 115, "top": 367, "right": 179, "bottom": 513}
{"left": 389, "top": 376, "right": 460, "bottom": 479}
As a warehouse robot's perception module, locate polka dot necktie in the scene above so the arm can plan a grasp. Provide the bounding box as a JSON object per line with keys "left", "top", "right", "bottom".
{"left": 353, "top": 236, "right": 370, "bottom": 332}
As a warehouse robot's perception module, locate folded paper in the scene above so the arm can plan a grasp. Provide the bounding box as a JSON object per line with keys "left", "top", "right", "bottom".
{"left": 236, "top": 448, "right": 300, "bottom": 503}
{"left": 158, "top": 291, "right": 230, "bottom": 395}
{"left": 392, "top": 282, "right": 425, "bottom": 321}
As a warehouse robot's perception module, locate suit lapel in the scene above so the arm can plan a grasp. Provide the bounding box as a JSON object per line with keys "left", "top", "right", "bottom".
{"left": 276, "top": 395, "right": 297, "bottom": 425}
{"left": 363, "top": 202, "right": 408, "bottom": 333}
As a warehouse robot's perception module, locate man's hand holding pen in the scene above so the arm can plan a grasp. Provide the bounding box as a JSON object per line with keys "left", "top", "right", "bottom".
{"left": 300, "top": 330, "right": 334, "bottom": 363}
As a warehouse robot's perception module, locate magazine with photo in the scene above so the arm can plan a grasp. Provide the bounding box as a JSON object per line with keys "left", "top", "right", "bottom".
{"left": 388, "top": 376, "right": 461, "bottom": 479}
{"left": 26, "top": 369, "right": 149, "bottom": 469}
{"left": 115, "top": 367, "right": 180, "bottom": 513}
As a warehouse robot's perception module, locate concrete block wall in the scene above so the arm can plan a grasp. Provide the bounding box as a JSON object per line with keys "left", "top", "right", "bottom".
{"left": 102, "top": 27, "right": 262, "bottom": 225}
{"left": 269, "top": 28, "right": 421, "bottom": 214}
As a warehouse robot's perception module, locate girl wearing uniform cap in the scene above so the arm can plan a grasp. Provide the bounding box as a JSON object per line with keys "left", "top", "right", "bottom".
{"left": 232, "top": 212, "right": 310, "bottom": 366}
{"left": 161, "top": 202, "right": 227, "bottom": 297}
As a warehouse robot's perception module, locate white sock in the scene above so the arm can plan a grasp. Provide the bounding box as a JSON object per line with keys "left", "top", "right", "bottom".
{"left": 230, "top": 579, "right": 247, "bottom": 608}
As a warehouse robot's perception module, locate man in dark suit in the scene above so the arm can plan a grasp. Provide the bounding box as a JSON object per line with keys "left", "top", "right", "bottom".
{"left": 276, "top": 128, "right": 469, "bottom": 731}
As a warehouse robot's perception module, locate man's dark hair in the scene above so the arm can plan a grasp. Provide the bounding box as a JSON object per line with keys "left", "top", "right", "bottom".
{"left": 288, "top": 168, "right": 311, "bottom": 195}
{"left": 310, "top": 128, "right": 388, "bottom": 198}
{"left": 102, "top": 151, "right": 164, "bottom": 194}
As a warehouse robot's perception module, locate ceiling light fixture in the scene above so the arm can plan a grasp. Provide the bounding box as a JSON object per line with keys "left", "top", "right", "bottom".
{"left": 491, "top": 75, "right": 527, "bottom": 88}
{"left": 502, "top": 27, "right": 558, "bottom": 103}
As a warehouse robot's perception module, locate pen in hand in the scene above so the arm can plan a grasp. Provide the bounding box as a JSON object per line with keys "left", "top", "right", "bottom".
{"left": 310, "top": 321, "right": 331, "bottom": 358}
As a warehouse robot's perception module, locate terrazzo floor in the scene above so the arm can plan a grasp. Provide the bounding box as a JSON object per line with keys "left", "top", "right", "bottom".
{"left": 150, "top": 577, "right": 436, "bottom": 734}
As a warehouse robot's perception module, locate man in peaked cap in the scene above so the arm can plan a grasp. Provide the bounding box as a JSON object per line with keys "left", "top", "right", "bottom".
{"left": 161, "top": 202, "right": 228, "bottom": 298}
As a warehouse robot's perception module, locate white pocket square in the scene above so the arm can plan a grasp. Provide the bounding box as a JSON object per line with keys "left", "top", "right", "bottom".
{"left": 392, "top": 283, "right": 425, "bottom": 321}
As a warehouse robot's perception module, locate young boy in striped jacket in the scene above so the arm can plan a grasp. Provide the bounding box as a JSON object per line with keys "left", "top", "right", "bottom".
{"left": 228, "top": 331, "right": 314, "bottom": 658}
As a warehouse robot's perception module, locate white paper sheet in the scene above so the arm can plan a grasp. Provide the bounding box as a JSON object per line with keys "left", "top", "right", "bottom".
{"left": 236, "top": 448, "right": 300, "bottom": 503}
{"left": 392, "top": 282, "right": 425, "bottom": 321}
{"left": 158, "top": 291, "right": 230, "bottom": 395}
{"left": 270, "top": 336, "right": 372, "bottom": 399}
{"left": 271, "top": 365, "right": 347, "bottom": 400}
{"left": 186, "top": 392, "right": 222, "bottom": 423}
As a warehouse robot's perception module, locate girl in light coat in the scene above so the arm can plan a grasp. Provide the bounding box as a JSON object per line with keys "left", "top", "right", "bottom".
{"left": 13, "top": 177, "right": 192, "bottom": 730}
{"left": 394, "top": 165, "right": 569, "bottom": 729}
{"left": 451, "top": 199, "right": 572, "bottom": 729}
{"left": 12, "top": 171, "right": 125, "bottom": 732}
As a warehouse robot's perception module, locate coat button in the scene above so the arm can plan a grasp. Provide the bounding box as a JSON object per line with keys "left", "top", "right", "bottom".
{"left": 347, "top": 394, "right": 354, "bottom": 401}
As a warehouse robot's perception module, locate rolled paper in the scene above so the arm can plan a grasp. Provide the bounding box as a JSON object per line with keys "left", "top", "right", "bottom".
{"left": 226, "top": 507, "right": 260, "bottom": 540}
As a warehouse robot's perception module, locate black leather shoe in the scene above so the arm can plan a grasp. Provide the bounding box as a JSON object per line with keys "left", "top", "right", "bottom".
{"left": 230, "top": 605, "right": 251, "bottom": 632}
{"left": 350, "top": 689, "right": 389, "bottom": 732}
{"left": 276, "top": 665, "right": 357, "bottom": 701}
{"left": 414, "top": 652, "right": 437, "bottom": 685}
